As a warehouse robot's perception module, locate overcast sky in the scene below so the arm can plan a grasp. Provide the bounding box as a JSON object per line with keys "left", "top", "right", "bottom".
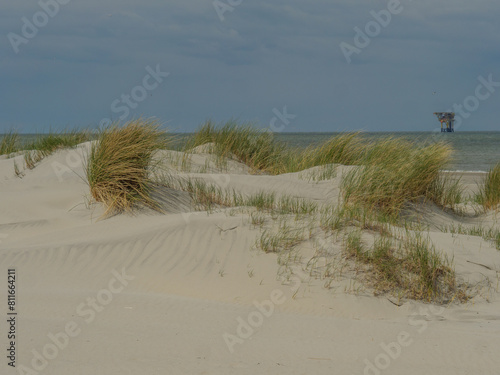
{"left": 1, "top": 0, "right": 499, "bottom": 133}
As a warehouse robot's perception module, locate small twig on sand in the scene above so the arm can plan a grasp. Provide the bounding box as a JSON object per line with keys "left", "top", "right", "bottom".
{"left": 466, "top": 260, "right": 494, "bottom": 271}
{"left": 387, "top": 297, "right": 403, "bottom": 307}
{"left": 216, "top": 225, "right": 238, "bottom": 233}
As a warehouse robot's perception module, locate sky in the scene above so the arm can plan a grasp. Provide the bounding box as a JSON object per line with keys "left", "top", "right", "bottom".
{"left": 1, "top": 0, "right": 499, "bottom": 133}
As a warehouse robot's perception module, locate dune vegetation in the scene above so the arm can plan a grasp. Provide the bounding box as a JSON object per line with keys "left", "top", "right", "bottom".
{"left": 184, "top": 121, "right": 372, "bottom": 175}
{"left": 1, "top": 129, "right": 91, "bottom": 172}
{"left": 7, "top": 119, "right": 497, "bottom": 303}
{"left": 178, "top": 121, "right": 475, "bottom": 303}
{"left": 340, "top": 139, "right": 455, "bottom": 215}
{"left": 72, "top": 119, "right": 492, "bottom": 302}
{"left": 477, "top": 162, "right": 500, "bottom": 210}
{"left": 0, "top": 130, "right": 19, "bottom": 156}
{"left": 24, "top": 130, "right": 91, "bottom": 169}
{"left": 184, "top": 120, "right": 291, "bottom": 173}
{"left": 185, "top": 121, "right": 459, "bottom": 214}
{"left": 1, "top": 129, "right": 90, "bottom": 154}
{"left": 85, "top": 119, "right": 168, "bottom": 216}
{"left": 344, "top": 229, "right": 458, "bottom": 301}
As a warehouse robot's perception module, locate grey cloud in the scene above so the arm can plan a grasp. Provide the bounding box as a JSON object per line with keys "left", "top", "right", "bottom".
{"left": 1, "top": 0, "right": 499, "bottom": 132}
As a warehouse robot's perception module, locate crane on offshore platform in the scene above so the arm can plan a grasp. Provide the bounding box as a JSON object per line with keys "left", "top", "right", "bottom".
{"left": 434, "top": 112, "right": 455, "bottom": 132}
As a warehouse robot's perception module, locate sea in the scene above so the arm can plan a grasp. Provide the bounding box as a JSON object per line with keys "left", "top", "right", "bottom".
{"left": 11, "top": 131, "right": 500, "bottom": 173}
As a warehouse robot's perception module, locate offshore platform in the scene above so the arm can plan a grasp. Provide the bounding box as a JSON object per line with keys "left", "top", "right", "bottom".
{"left": 434, "top": 112, "right": 455, "bottom": 132}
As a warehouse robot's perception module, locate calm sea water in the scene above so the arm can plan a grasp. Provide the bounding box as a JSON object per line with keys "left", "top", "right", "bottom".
{"left": 11, "top": 132, "right": 500, "bottom": 172}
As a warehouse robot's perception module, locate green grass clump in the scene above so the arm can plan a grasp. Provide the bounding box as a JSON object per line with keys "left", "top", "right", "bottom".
{"left": 341, "top": 139, "right": 453, "bottom": 215}
{"left": 162, "top": 174, "right": 319, "bottom": 216}
{"left": 0, "top": 131, "right": 19, "bottom": 155}
{"left": 344, "top": 231, "right": 461, "bottom": 302}
{"left": 85, "top": 119, "right": 168, "bottom": 216}
{"left": 257, "top": 223, "right": 306, "bottom": 253}
{"left": 427, "top": 174, "right": 464, "bottom": 209}
{"left": 20, "top": 129, "right": 91, "bottom": 169}
{"left": 300, "top": 132, "right": 363, "bottom": 168}
{"left": 245, "top": 191, "right": 276, "bottom": 210}
{"left": 345, "top": 230, "right": 365, "bottom": 258}
{"left": 477, "top": 162, "right": 500, "bottom": 210}
{"left": 402, "top": 233, "right": 455, "bottom": 301}
{"left": 186, "top": 120, "right": 289, "bottom": 174}
{"left": 24, "top": 130, "right": 89, "bottom": 155}
{"left": 171, "top": 177, "right": 243, "bottom": 211}
{"left": 276, "top": 195, "right": 318, "bottom": 215}
{"left": 321, "top": 203, "right": 399, "bottom": 234}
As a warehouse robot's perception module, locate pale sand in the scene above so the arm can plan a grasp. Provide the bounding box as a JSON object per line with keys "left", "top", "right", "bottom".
{"left": 1, "top": 144, "right": 499, "bottom": 374}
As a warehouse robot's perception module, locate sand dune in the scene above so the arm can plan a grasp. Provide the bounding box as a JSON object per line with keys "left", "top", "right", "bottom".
{"left": 1, "top": 144, "right": 499, "bottom": 374}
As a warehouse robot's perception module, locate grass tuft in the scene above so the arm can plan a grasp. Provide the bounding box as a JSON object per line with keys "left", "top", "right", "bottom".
{"left": 427, "top": 173, "right": 464, "bottom": 209}
{"left": 300, "top": 132, "right": 363, "bottom": 168}
{"left": 0, "top": 130, "right": 19, "bottom": 155}
{"left": 16, "top": 129, "right": 91, "bottom": 169}
{"left": 257, "top": 223, "right": 306, "bottom": 253}
{"left": 185, "top": 120, "right": 289, "bottom": 174}
{"left": 344, "top": 231, "right": 462, "bottom": 302}
{"left": 85, "top": 119, "right": 168, "bottom": 216}
{"left": 341, "top": 139, "right": 453, "bottom": 215}
{"left": 24, "top": 150, "right": 44, "bottom": 170}
{"left": 24, "top": 129, "right": 89, "bottom": 155}
{"left": 477, "top": 162, "right": 500, "bottom": 210}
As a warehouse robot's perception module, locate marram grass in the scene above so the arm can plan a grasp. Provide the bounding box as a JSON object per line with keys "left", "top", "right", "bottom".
{"left": 477, "top": 162, "right": 500, "bottom": 210}
{"left": 185, "top": 122, "right": 458, "bottom": 215}
{"left": 85, "top": 119, "right": 168, "bottom": 216}
{"left": 23, "top": 129, "right": 90, "bottom": 155}
{"left": 185, "top": 120, "right": 289, "bottom": 174}
{"left": 341, "top": 139, "right": 453, "bottom": 215}
{"left": 166, "top": 122, "right": 471, "bottom": 302}
{"left": 0, "top": 130, "right": 19, "bottom": 155}
{"left": 344, "top": 230, "right": 463, "bottom": 302}
{"left": 185, "top": 122, "right": 365, "bottom": 174}
{"left": 15, "top": 129, "right": 89, "bottom": 169}
{"left": 299, "top": 132, "right": 364, "bottom": 169}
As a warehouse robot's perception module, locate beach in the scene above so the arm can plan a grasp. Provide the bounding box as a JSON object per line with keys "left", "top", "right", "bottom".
{"left": 1, "top": 132, "right": 499, "bottom": 375}
{"left": 2, "top": 0, "right": 499, "bottom": 372}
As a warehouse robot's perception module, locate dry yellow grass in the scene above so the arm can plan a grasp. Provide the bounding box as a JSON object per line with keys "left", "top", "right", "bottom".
{"left": 85, "top": 119, "right": 168, "bottom": 216}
